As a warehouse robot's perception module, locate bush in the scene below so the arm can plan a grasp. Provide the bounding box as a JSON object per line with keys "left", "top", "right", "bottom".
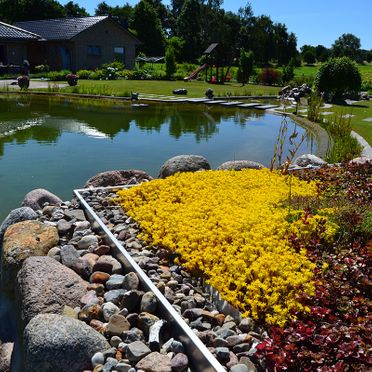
{"left": 76, "top": 70, "right": 92, "bottom": 79}
{"left": 34, "top": 64, "right": 49, "bottom": 73}
{"left": 256, "top": 68, "right": 282, "bottom": 85}
{"left": 289, "top": 74, "right": 315, "bottom": 87}
{"left": 165, "top": 45, "right": 177, "bottom": 78}
{"left": 66, "top": 73, "right": 78, "bottom": 86}
{"left": 303, "top": 50, "right": 316, "bottom": 65}
{"left": 314, "top": 57, "right": 362, "bottom": 102}
{"left": 102, "top": 61, "right": 125, "bottom": 71}
{"left": 281, "top": 62, "right": 295, "bottom": 85}
{"left": 46, "top": 70, "right": 71, "bottom": 81}
{"left": 17, "top": 75, "right": 30, "bottom": 89}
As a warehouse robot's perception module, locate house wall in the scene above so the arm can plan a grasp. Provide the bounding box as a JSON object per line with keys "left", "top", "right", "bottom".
{"left": 72, "top": 18, "right": 138, "bottom": 71}
{"left": 0, "top": 43, "right": 27, "bottom": 65}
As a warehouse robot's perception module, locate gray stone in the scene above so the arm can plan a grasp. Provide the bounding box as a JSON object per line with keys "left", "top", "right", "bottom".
{"left": 123, "top": 272, "right": 140, "bottom": 290}
{"left": 230, "top": 364, "right": 250, "bottom": 372}
{"left": 122, "top": 328, "right": 145, "bottom": 343}
{"left": 0, "top": 207, "right": 38, "bottom": 241}
{"left": 64, "top": 209, "right": 86, "bottom": 221}
{"left": 78, "top": 235, "right": 98, "bottom": 250}
{"left": 0, "top": 342, "right": 13, "bottom": 372}
{"left": 2, "top": 221, "right": 59, "bottom": 290}
{"left": 115, "top": 363, "right": 132, "bottom": 372}
{"left": 121, "top": 290, "right": 143, "bottom": 313}
{"left": 215, "top": 347, "right": 230, "bottom": 361}
{"left": 106, "top": 274, "right": 125, "bottom": 290}
{"left": 103, "top": 357, "right": 118, "bottom": 372}
{"left": 217, "top": 160, "right": 265, "bottom": 171}
{"left": 24, "top": 314, "right": 110, "bottom": 372}
{"left": 140, "top": 291, "right": 157, "bottom": 313}
{"left": 21, "top": 188, "right": 62, "bottom": 211}
{"left": 104, "top": 289, "right": 126, "bottom": 305}
{"left": 349, "top": 156, "right": 372, "bottom": 165}
{"left": 215, "top": 328, "right": 236, "bottom": 339}
{"left": 294, "top": 154, "right": 327, "bottom": 167}
{"left": 239, "top": 318, "right": 254, "bottom": 333}
{"left": 171, "top": 353, "right": 189, "bottom": 372}
{"left": 57, "top": 219, "right": 72, "bottom": 235}
{"left": 91, "top": 352, "right": 105, "bottom": 367}
{"left": 239, "top": 357, "right": 257, "bottom": 372}
{"left": 110, "top": 335, "right": 122, "bottom": 348}
{"left": 126, "top": 341, "right": 151, "bottom": 363}
{"left": 84, "top": 169, "right": 151, "bottom": 188}
{"left": 102, "top": 302, "right": 120, "bottom": 322}
{"left": 60, "top": 244, "right": 80, "bottom": 267}
{"left": 158, "top": 155, "right": 210, "bottom": 178}
{"left": 94, "top": 255, "right": 122, "bottom": 274}
{"left": 17, "top": 256, "right": 87, "bottom": 324}
{"left": 135, "top": 352, "right": 172, "bottom": 372}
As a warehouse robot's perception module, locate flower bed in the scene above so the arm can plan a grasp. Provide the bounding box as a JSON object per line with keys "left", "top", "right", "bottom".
{"left": 116, "top": 169, "right": 338, "bottom": 326}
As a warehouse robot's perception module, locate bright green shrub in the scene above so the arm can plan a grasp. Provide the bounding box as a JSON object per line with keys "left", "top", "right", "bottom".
{"left": 76, "top": 70, "right": 92, "bottom": 79}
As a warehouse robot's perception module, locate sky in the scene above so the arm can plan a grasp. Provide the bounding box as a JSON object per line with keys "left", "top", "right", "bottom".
{"left": 61, "top": 0, "right": 372, "bottom": 49}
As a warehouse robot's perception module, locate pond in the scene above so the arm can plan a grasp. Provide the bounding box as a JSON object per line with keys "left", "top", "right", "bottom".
{"left": 0, "top": 95, "right": 317, "bottom": 221}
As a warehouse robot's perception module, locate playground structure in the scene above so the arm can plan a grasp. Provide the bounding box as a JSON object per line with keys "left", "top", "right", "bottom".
{"left": 185, "top": 43, "right": 232, "bottom": 84}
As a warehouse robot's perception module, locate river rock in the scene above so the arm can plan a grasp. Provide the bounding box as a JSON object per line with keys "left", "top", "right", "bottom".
{"left": 102, "top": 302, "right": 120, "bottom": 322}
{"left": 294, "top": 154, "right": 327, "bottom": 167}
{"left": 2, "top": 221, "right": 59, "bottom": 290}
{"left": 106, "top": 314, "right": 131, "bottom": 336}
{"left": 17, "top": 256, "right": 87, "bottom": 324}
{"left": 217, "top": 160, "right": 265, "bottom": 171}
{"left": 123, "top": 272, "right": 140, "bottom": 290}
{"left": 135, "top": 352, "right": 172, "bottom": 372}
{"left": 21, "top": 188, "right": 62, "bottom": 211}
{"left": 158, "top": 155, "right": 211, "bottom": 178}
{"left": 140, "top": 291, "right": 157, "bottom": 313}
{"left": 23, "top": 313, "right": 110, "bottom": 372}
{"left": 126, "top": 341, "right": 151, "bottom": 363}
{"left": 171, "top": 353, "right": 189, "bottom": 372}
{"left": 0, "top": 207, "right": 38, "bottom": 241}
{"left": 84, "top": 170, "right": 152, "bottom": 188}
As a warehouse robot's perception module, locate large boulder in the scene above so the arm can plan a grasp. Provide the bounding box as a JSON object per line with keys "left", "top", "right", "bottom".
{"left": 293, "top": 154, "right": 327, "bottom": 168}
{"left": 0, "top": 207, "right": 38, "bottom": 241}
{"left": 217, "top": 160, "right": 265, "bottom": 171}
{"left": 1, "top": 221, "right": 59, "bottom": 290}
{"left": 84, "top": 169, "right": 152, "bottom": 188}
{"left": 17, "top": 256, "right": 88, "bottom": 324}
{"left": 23, "top": 313, "right": 110, "bottom": 372}
{"left": 21, "top": 188, "right": 62, "bottom": 211}
{"left": 0, "top": 342, "right": 13, "bottom": 372}
{"left": 158, "top": 155, "right": 210, "bottom": 178}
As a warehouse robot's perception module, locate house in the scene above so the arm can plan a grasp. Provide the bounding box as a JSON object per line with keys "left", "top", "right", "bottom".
{"left": 7, "top": 16, "right": 140, "bottom": 71}
{"left": 0, "top": 21, "right": 39, "bottom": 67}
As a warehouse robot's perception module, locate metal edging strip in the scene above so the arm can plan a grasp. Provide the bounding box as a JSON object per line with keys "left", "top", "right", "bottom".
{"left": 74, "top": 186, "right": 225, "bottom": 372}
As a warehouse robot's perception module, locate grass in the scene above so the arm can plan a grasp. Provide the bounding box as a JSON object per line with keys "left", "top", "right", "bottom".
{"left": 43, "top": 79, "right": 281, "bottom": 98}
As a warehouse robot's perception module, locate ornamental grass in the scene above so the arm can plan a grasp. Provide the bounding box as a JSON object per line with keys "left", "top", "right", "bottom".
{"left": 116, "top": 169, "right": 337, "bottom": 326}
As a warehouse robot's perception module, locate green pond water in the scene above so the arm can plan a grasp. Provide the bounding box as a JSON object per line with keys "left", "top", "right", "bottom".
{"left": 0, "top": 95, "right": 317, "bottom": 222}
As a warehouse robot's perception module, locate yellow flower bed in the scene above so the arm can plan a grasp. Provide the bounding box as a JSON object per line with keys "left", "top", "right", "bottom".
{"left": 116, "top": 169, "right": 336, "bottom": 326}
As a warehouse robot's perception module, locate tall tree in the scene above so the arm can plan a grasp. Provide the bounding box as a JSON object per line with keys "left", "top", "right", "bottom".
{"left": 315, "top": 45, "right": 330, "bottom": 62}
{"left": 95, "top": 2, "right": 133, "bottom": 28}
{"left": 64, "top": 1, "right": 89, "bottom": 17}
{"left": 332, "top": 33, "right": 361, "bottom": 61}
{"left": 131, "top": 0, "right": 165, "bottom": 56}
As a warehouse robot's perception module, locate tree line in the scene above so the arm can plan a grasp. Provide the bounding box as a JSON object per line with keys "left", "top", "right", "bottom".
{"left": 1, "top": 0, "right": 370, "bottom": 66}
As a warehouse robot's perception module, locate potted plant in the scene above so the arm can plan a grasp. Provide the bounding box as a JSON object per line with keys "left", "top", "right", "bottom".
{"left": 17, "top": 75, "right": 30, "bottom": 90}
{"left": 66, "top": 73, "right": 78, "bottom": 86}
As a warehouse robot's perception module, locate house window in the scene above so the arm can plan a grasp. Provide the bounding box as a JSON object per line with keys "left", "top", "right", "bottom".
{"left": 114, "top": 47, "right": 125, "bottom": 62}
{"left": 87, "top": 45, "right": 101, "bottom": 56}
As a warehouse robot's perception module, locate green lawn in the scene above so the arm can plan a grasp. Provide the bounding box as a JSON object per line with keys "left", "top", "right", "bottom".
{"left": 58, "top": 79, "right": 281, "bottom": 98}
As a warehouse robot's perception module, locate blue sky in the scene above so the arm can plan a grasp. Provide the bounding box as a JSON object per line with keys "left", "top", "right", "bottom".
{"left": 62, "top": 0, "right": 372, "bottom": 49}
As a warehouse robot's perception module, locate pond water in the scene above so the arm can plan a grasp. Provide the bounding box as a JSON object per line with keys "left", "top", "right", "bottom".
{"left": 0, "top": 95, "right": 317, "bottom": 221}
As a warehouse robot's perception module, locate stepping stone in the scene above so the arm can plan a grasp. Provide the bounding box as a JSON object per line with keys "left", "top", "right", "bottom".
{"left": 238, "top": 103, "right": 260, "bottom": 108}
{"left": 205, "top": 100, "right": 227, "bottom": 105}
{"left": 322, "top": 103, "right": 333, "bottom": 109}
{"left": 187, "top": 98, "right": 212, "bottom": 103}
{"left": 297, "top": 109, "right": 308, "bottom": 113}
{"left": 341, "top": 114, "right": 355, "bottom": 119}
{"left": 362, "top": 117, "right": 372, "bottom": 122}
{"left": 321, "top": 111, "right": 334, "bottom": 116}
{"left": 255, "top": 104, "right": 279, "bottom": 110}
{"left": 220, "top": 101, "right": 243, "bottom": 106}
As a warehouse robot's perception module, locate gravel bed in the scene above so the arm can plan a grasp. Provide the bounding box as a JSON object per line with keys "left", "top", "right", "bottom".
{"left": 74, "top": 187, "right": 269, "bottom": 371}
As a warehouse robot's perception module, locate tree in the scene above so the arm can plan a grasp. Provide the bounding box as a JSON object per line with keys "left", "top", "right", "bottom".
{"left": 332, "top": 33, "right": 361, "bottom": 61}
{"left": 303, "top": 49, "right": 316, "bottom": 64}
{"left": 64, "top": 1, "right": 89, "bottom": 17}
{"left": 131, "top": 0, "right": 165, "bottom": 56}
{"left": 165, "top": 45, "right": 177, "bottom": 77}
{"left": 238, "top": 49, "right": 254, "bottom": 85}
{"left": 315, "top": 45, "right": 330, "bottom": 62}
{"left": 95, "top": 2, "right": 133, "bottom": 28}
{"left": 282, "top": 59, "right": 295, "bottom": 84}
{"left": 314, "top": 57, "right": 362, "bottom": 102}
{"left": 166, "top": 36, "right": 185, "bottom": 62}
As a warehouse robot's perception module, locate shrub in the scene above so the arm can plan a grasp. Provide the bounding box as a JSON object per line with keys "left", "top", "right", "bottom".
{"left": 46, "top": 70, "right": 71, "bottom": 81}
{"left": 281, "top": 61, "right": 295, "bottom": 84}
{"left": 257, "top": 68, "right": 282, "bottom": 85}
{"left": 165, "top": 45, "right": 177, "bottom": 78}
{"left": 314, "top": 57, "right": 362, "bottom": 102}
{"left": 34, "top": 64, "right": 49, "bottom": 73}
{"left": 302, "top": 50, "right": 316, "bottom": 65}
{"left": 17, "top": 75, "right": 30, "bottom": 90}
{"left": 237, "top": 48, "right": 255, "bottom": 85}
{"left": 102, "top": 61, "right": 125, "bottom": 71}
{"left": 289, "top": 74, "right": 315, "bottom": 87}
{"left": 66, "top": 73, "right": 78, "bottom": 86}
{"left": 76, "top": 70, "right": 92, "bottom": 79}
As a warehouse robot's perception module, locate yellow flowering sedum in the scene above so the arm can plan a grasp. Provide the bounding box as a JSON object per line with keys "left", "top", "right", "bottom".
{"left": 116, "top": 169, "right": 335, "bottom": 326}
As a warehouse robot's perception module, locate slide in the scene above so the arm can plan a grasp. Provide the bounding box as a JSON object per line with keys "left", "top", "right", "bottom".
{"left": 185, "top": 63, "right": 208, "bottom": 81}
